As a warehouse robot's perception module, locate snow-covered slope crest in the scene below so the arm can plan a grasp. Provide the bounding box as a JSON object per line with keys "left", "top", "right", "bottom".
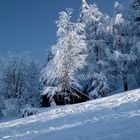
{"left": 0, "top": 89, "right": 140, "bottom": 140}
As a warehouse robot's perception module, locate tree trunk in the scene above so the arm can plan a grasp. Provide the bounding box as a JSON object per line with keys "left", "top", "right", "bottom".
{"left": 62, "top": 71, "right": 69, "bottom": 93}
{"left": 122, "top": 72, "right": 128, "bottom": 91}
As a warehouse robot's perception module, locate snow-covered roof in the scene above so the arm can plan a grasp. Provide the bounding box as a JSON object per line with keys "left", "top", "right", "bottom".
{"left": 69, "top": 86, "right": 89, "bottom": 100}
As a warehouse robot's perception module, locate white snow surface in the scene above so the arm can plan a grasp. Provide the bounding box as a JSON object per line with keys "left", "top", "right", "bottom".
{"left": 0, "top": 89, "right": 140, "bottom": 140}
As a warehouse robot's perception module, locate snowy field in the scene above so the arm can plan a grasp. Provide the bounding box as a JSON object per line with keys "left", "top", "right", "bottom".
{"left": 0, "top": 89, "right": 140, "bottom": 140}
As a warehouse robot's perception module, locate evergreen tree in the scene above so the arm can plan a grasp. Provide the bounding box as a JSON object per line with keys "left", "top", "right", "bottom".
{"left": 129, "top": 0, "right": 140, "bottom": 87}
{"left": 41, "top": 9, "right": 87, "bottom": 105}
{"left": 79, "top": 1, "right": 109, "bottom": 98}
{"left": 112, "top": 1, "right": 137, "bottom": 91}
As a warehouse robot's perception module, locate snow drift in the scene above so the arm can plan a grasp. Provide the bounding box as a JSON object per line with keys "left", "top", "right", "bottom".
{"left": 0, "top": 89, "right": 140, "bottom": 140}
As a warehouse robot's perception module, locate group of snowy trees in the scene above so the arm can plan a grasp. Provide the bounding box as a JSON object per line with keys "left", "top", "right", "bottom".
{"left": 0, "top": 0, "right": 139, "bottom": 116}
{"left": 41, "top": 0, "right": 140, "bottom": 105}
{"left": 0, "top": 53, "right": 41, "bottom": 117}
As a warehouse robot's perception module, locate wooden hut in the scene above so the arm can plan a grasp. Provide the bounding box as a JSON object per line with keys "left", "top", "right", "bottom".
{"left": 41, "top": 86, "right": 89, "bottom": 107}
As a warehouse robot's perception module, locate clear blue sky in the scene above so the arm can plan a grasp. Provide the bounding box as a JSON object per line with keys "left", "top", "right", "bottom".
{"left": 0, "top": 0, "right": 129, "bottom": 63}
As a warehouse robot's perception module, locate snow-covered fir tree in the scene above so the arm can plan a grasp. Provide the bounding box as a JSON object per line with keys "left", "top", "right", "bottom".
{"left": 111, "top": 1, "right": 137, "bottom": 91}
{"left": 78, "top": 1, "right": 109, "bottom": 98}
{"left": 129, "top": 0, "right": 140, "bottom": 87}
{"left": 41, "top": 9, "right": 87, "bottom": 105}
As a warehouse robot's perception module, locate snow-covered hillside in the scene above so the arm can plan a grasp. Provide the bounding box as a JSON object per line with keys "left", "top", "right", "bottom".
{"left": 0, "top": 89, "right": 140, "bottom": 140}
